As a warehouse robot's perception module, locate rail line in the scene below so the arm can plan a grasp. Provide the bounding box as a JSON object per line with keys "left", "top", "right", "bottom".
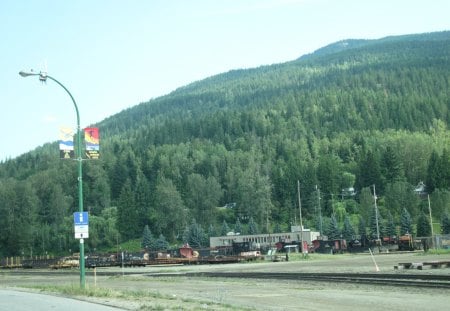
{"left": 153, "top": 272, "right": 450, "bottom": 289}
{"left": 4, "top": 269, "right": 450, "bottom": 289}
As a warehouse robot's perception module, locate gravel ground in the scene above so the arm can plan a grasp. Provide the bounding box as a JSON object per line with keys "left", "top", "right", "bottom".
{"left": 1, "top": 252, "right": 450, "bottom": 310}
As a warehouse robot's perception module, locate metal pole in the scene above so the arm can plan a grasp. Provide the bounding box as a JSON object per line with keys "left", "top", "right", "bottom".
{"left": 19, "top": 71, "right": 85, "bottom": 289}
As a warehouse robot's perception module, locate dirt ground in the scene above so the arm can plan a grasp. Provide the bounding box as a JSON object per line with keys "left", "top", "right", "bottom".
{"left": 1, "top": 252, "right": 450, "bottom": 310}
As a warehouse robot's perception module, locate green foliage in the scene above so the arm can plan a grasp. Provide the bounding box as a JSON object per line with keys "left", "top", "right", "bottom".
{"left": 155, "top": 234, "right": 169, "bottom": 251}
{"left": 141, "top": 225, "right": 155, "bottom": 250}
{"left": 369, "top": 207, "right": 383, "bottom": 239}
{"left": 326, "top": 214, "right": 341, "bottom": 240}
{"left": 248, "top": 217, "right": 259, "bottom": 235}
{"left": 117, "top": 179, "right": 139, "bottom": 240}
{"left": 182, "top": 219, "right": 208, "bottom": 248}
{"left": 358, "top": 215, "right": 366, "bottom": 237}
{"left": 342, "top": 215, "right": 355, "bottom": 240}
{"left": 220, "top": 220, "right": 230, "bottom": 236}
{"left": 416, "top": 213, "right": 431, "bottom": 237}
{"left": 385, "top": 212, "right": 397, "bottom": 238}
{"left": 400, "top": 208, "right": 413, "bottom": 235}
{"left": 1, "top": 32, "right": 450, "bottom": 254}
{"left": 441, "top": 212, "right": 450, "bottom": 234}
{"left": 234, "top": 218, "right": 243, "bottom": 234}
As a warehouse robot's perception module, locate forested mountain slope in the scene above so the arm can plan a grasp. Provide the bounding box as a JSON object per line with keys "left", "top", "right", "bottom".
{"left": 1, "top": 31, "right": 449, "bottom": 256}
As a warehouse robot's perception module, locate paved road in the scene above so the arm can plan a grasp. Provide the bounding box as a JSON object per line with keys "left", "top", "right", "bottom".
{"left": 0, "top": 289, "right": 122, "bottom": 311}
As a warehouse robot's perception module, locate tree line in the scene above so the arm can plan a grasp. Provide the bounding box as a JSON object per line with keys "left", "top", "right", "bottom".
{"left": 1, "top": 31, "right": 449, "bottom": 257}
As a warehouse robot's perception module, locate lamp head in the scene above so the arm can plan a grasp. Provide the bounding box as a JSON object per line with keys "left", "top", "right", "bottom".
{"left": 19, "top": 70, "right": 47, "bottom": 82}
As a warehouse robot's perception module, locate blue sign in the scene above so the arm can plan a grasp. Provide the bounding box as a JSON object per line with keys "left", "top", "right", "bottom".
{"left": 74, "top": 212, "right": 89, "bottom": 226}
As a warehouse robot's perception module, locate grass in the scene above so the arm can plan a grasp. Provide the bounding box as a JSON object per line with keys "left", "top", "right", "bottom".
{"left": 417, "top": 248, "right": 450, "bottom": 255}
{"left": 21, "top": 284, "right": 252, "bottom": 310}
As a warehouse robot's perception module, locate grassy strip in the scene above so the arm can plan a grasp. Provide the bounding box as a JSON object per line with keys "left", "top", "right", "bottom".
{"left": 21, "top": 284, "right": 252, "bottom": 310}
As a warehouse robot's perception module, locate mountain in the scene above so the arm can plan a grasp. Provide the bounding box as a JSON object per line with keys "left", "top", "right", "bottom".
{"left": 1, "top": 31, "right": 449, "bottom": 256}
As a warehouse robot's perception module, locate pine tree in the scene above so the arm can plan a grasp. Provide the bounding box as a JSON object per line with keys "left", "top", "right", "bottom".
{"left": 220, "top": 220, "right": 230, "bottom": 236}
{"left": 141, "top": 225, "right": 154, "bottom": 250}
{"left": 400, "top": 208, "right": 413, "bottom": 235}
{"left": 208, "top": 224, "right": 217, "bottom": 238}
{"left": 441, "top": 212, "right": 450, "bottom": 234}
{"left": 183, "top": 219, "right": 207, "bottom": 248}
{"left": 358, "top": 215, "right": 367, "bottom": 238}
{"left": 381, "top": 146, "right": 404, "bottom": 183}
{"left": 327, "top": 214, "right": 341, "bottom": 240}
{"left": 416, "top": 213, "right": 431, "bottom": 237}
{"left": 385, "top": 212, "right": 397, "bottom": 239}
{"left": 439, "top": 149, "right": 450, "bottom": 190}
{"left": 234, "top": 218, "right": 243, "bottom": 234}
{"left": 248, "top": 217, "right": 259, "bottom": 235}
{"left": 273, "top": 223, "right": 282, "bottom": 233}
{"left": 155, "top": 234, "right": 169, "bottom": 251}
{"left": 342, "top": 215, "right": 355, "bottom": 240}
{"left": 117, "top": 179, "right": 139, "bottom": 240}
{"left": 426, "top": 151, "right": 440, "bottom": 193}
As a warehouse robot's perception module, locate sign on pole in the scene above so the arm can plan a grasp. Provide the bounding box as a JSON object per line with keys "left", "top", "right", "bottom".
{"left": 74, "top": 212, "right": 89, "bottom": 239}
{"left": 84, "top": 127, "right": 100, "bottom": 159}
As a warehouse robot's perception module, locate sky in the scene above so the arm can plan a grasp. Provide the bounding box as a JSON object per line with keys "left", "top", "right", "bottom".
{"left": 1, "top": 0, "right": 449, "bottom": 160}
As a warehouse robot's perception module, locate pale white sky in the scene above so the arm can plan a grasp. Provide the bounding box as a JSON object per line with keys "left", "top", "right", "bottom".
{"left": 1, "top": 0, "right": 449, "bottom": 160}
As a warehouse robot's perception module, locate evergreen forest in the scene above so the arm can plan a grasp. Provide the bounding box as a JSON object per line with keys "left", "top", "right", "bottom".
{"left": 1, "top": 31, "right": 449, "bottom": 257}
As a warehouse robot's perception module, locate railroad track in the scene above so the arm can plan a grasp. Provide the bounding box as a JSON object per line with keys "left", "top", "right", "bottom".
{"left": 4, "top": 269, "right": 450, "bottom": 289}
{"left": 154, "top": 272, "right": 450, "bottom": 289}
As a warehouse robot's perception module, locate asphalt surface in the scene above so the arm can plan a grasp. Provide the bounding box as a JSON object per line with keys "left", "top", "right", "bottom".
{"left": 0, "top": 289, "right": 122, "bottom": 311}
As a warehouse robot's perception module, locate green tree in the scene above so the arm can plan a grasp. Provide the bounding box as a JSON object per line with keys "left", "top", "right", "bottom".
{"left": 369, "top": 207, "right": 383, "bottom": 240}
{"left": 208, "top": 224, "right": 217, "bottom": 238}
{"left": 416, "top": 213, "right": 431, "bottom": 237}
{"left": 356, "top": 151, "right": 383, "bottom": 193}
{"left": 220, "top": 220, "right": 230, "bottom": 236}
{"left": 142, "top": 225, "right": 155, "bottom": 250}
{"left": 326, "top": 214, "right": 341, "bottom": 240}
{"left": 155, "top": 234, "right": 169, "bottom": 251}
{"left": 381, "top": 146, "right": 404, "bottom": 183}
{"left": 440, "top": 212, "right": 450, "bottom": 234}
{"left": 358, "top": 215, "right": 367, "bottom": 238}
{"left": 400, "top": 208, "right": 413, "bottom": 235}
{"left": 183, "top": 219, "right": 207, "bottom": 248}
{"left": 135, "top": 172, "right": 152, "bottom": 231}
{"left": 185, "top": 174, "right": 223, "bottom": 227}
{"left": 384, "top": 181, "right": 420, "bottom": 219}
{"left": 342, "top": 215, "right": 355, "bottom": 240}
{"left": 117, "top": 179, "right": 139, "bottom": 240}
{"left": 153, "top": 176, "right": 187, "bottom": 242}
{"left": 234, "top": 218, "right": 243, "bottom": 234}
{"left": 248, "top": 217, "right": 259, "bottom": 235}
{"left": 273, "top": 223, "right": 282, "bottom": 233}
{"left": 385, "top": 211, "right": 397, "bottom": 239}
{"left": 359, "top": 187, "right": 374, "bottom": 222}
{"left": 426, "top": 150, "right": 440, "bottom": 193}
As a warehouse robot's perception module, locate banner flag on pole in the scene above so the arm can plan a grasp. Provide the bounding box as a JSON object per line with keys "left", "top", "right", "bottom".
{"left": 84, "top": 127, "right": 100, "bottom": 159}
{"left": 59, "top": 126, "right": 75, "bottom": 159}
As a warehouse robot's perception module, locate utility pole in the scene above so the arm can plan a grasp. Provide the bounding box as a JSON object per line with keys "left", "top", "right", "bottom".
{"left": 427, "top": 194, "right": 434, "bottom": 248}
{"left": 316, "top": 185, "right": 323, "bottom": 235}
{"left": 297, "top": 181, "right": 305, "bottom": 256}
{"left": 373, "top": 184, "right": 380, "bottom": 242}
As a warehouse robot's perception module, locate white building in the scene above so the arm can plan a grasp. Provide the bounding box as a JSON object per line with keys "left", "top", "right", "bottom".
{"left": 210, "top": 227, "right": 320, "bottom": 249}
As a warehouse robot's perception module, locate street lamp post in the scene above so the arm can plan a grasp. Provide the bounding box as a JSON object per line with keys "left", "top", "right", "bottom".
{"left": 19, "top": 70, "right": 86, "bottom": 289}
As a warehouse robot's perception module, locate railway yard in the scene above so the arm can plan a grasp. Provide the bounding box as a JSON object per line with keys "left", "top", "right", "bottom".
{"left": 1, "top": 252, "right": 450, "bottom": 310}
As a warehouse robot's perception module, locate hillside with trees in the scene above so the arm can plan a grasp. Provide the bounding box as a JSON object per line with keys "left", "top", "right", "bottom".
{"left": 1, "top": 31, "right": 449, "bottom": 257}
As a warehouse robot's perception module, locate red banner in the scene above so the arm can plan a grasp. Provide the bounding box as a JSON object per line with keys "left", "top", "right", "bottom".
{"left": 84, "top": 127, "right": 100, "bottom": 159}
